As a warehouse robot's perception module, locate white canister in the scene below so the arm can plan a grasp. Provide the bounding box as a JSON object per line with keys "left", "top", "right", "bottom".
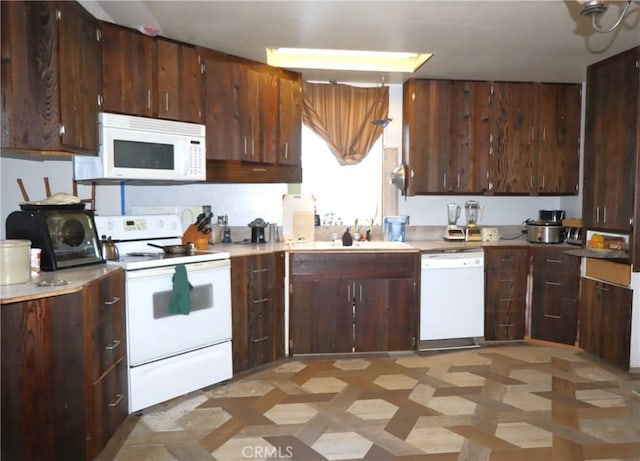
{"left": 0, "top": 239, "right": 32, "bottom": 285}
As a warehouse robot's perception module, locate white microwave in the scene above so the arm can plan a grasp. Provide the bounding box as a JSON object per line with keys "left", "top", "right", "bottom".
{"left": 74, "top": 113, "right": 206, "bottom": 182}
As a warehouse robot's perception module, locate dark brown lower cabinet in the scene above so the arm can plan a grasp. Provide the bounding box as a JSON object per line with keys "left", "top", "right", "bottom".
{"left": 484, "top": 247, "right": 528, "bottom": 340}
{"left": 1, "top": 269, "right": 127, "bottom": 461}
{"left": 579, "top": 277, "right": 633, "bottom": 370}
{"left": 530, "top": 247, "right": 580, "bottom": 345}
{"left": 289, "top": 252, "right": 419, "bottom": 354}
{"left": 231, "top": 252, "right": 285, "bottom": 373}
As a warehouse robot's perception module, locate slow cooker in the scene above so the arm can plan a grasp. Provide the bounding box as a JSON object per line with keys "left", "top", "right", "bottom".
{"left": 526, "top": 221, "right": 566, "bottom": 244}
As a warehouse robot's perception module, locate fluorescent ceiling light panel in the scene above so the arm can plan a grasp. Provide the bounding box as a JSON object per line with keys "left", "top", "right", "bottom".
{"left": 266, "top": 47, "right": 432, "bottom": 73}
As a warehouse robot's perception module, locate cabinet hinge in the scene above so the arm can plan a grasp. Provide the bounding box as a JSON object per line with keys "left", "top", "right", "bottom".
{"left": 98, "top": 94, "right": 103, "bottom": 107}
{"left": 56, "top": 9, "right": 61, "bottom": 21}
{"left": 288, "top": 339, "right": 293, "bottom": 352}
{"left": 59, "top": 124, "right": 65, "bottom": 135}
{"left": 289, "top": 283, "right": 293, "bottom": 294}
{"left": 200, "top": 61, "right": 205, "bottom": 74}
{"left": 96, "top": 28, "right": 101, "bottom": 42}
{"left": 490, "top": 85, "right": 494, "bottom": 95}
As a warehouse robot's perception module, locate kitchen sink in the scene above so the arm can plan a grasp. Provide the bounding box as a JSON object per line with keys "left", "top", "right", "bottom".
{"left": 287, "top": 240, "right": 414, "bottom": 251}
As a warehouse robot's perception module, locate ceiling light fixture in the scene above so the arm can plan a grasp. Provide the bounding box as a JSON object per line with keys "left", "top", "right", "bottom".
{"left": 579, "top": 0, "right": 640, "bottom": 33}
{"left": 266, "top": 47, "right": 432, "bottom": 73}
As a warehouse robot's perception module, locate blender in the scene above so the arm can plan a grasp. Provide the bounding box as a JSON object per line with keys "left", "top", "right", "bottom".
{"left": 443, "top": 203, "right": 465, "bottom": 241}
{"left": 464, "top": 200, "right": 483, "bottom": 241}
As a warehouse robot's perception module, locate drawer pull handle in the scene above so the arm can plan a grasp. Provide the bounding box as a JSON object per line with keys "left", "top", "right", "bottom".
{"left": 544, "top": 314, "right": 562, "bottom": 319}
{"left": 500, "top": 258, "right": 514, "bottom": 262}
{"left": 596, "top": 285, "right": 609, "bottom": 291}
{"left": 252, "top": 336, "right": 269, "bottom": 343}
{"left": 252, "top": 268, "right": 269, "bottom": 273}
{"left": 105, "top": 340, "right": 121, "bottom": 351}
{"left": 499, "top": 323, "right": 514, "bottom": 327}
{"left": 108, "top": 394, "right": 124, "bottom": 407}
{"left": 545, "top": 281, "right": 562, "bottom": 286}
{"left": 545, "top": 258, "right": 562, "bottom": 263}
{"left": 104, "top": 297, "right": 120, "bottom": 305}
{"left": 251, "top": 297, "right": 269, "bottom": 304}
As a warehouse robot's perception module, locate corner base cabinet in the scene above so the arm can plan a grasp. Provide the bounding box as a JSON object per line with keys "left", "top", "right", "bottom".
{"left": 579, "top": 277, "right": 632, "bottom": 370}
{"left": 289, "top": 251, "right": 420, "bottom": 354}
{"left": 484, "top": 247, "right": 528, "bottom": 341}
{"left": 1, "top": 269, "right": 127, "bottom": 461}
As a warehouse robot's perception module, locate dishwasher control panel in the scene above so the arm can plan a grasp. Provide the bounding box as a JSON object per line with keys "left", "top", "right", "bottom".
{"left": 421, "top": 250, "right": 484, "bottom": 269}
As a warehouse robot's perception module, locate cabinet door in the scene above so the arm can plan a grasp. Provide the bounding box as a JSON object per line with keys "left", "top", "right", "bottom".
{"left": 156, "top": 39, "right": 202, "bottom": 123}
{"left": 100, "top": 22, "right": 154, "bottom": 117}
{"left": 253, "top": 68, "right": 279, "bottom": 163}
{"left": 354, "top": 278, "right": 417, "bottom": 352}
{"left": 247, "top": 253, "right": 275, "bottom": 368}
{"left": 203, "top": 55, "right": 248, "bottom": 161}
{"left": 289, "top": 278, "right": 353, "bottom": 354}
{"left": 1, "top": 1, "right": 99, "bottom": 155}
{"left": 484, "top": 248, "right": 528, "bottom": 340}
{"left": 449, "top": 80, "right": 491, "bottom": 193}
{"left": 579, "top": 278, "right": 632, "bottom": 370}
{"left": 403, "top": 79, "right": 452, "bottom": 194}
{"left": 58, "top": 1, "right": 100, "bottom": 152}
{"left": 87, "top": 270, "right": 126, "bottom": 380}
{"left": 535, "top": 83, "right": 581, "bottom": 195}
{"left": 278, "top": 75, "right": 302, "bottom": 166}
{"left": 583, "top": 48, "right": 637, "bottom": 231}
{"left": 489, "top": 82, "right": 537, "bottom": 194}
{"left": 1, "top": 293, "right": 87, "bottom": 461}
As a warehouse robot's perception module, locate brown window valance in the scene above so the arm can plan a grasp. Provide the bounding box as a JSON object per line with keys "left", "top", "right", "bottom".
{"left": 302, "top": 82, "right": 389, "bottom": 165}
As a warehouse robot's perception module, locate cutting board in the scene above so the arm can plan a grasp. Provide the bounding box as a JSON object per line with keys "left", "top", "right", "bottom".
{"left": 282, "top": 194, "right": 315, "bottom": 242}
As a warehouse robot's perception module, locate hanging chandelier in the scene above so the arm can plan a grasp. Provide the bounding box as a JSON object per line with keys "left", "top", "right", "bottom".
{"left": 579, "top": 0, "right": 640, "bottom": 33}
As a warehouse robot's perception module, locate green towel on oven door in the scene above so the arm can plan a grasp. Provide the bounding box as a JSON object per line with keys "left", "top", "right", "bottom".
{"left": 169, "top": 264, "right": 193, "bottom": 315}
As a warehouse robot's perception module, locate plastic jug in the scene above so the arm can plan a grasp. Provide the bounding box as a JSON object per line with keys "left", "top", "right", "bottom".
{"left": 383, "top": 216, "right": 409, "bottom": 242}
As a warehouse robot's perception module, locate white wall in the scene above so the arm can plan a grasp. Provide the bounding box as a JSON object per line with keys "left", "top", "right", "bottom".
{"left": 0, "top": 83, "right": 582, "bottom": 238}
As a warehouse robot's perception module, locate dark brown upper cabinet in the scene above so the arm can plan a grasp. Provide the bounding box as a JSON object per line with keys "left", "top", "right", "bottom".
{"left": 403, "top": 79, "right": 490, "bottom": 195}
{"left": 100, "top": 22, "right": 202, "bottom": 124}
{"left": 488, "top": 82, "right": 580, "bottom": 195}
{"left": 277, "top": 74, "right": 303, "bottom": 167}
{"left": 1, "top": 1, "right": 100, "bottom": 156}
{"left": 583, "top": 46, "right": 638, "bottom": 235}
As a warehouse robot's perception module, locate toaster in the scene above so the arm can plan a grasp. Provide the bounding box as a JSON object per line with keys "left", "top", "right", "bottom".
{"left": 566, "top": 227, "right": 583, "bottom": 245}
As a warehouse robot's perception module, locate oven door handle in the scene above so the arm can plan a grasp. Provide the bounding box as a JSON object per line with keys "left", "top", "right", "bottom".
{"left": 126, "top": 259, "right": 230, "bottom": 279}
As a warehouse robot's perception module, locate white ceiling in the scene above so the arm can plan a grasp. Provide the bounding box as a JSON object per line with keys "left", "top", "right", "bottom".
{"left": 82, "top": 1, "right": 640, "bottom": 84}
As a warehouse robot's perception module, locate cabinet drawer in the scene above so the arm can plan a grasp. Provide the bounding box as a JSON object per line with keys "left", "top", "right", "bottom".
{"left": 88, "top": 271, "right": 125, "bottom": 325}
{"left": 89, "top": 300, "right": 126, "bottom": 380}
{"left": 484, "top": 248, "right": 528, "bottom": 273}
{"left": 89, "top": 358, "right": 128, "bottom": 458}
{"left": 532, "top": 247, "right": 579, "bottom": 274}
{"left": 485, "top": 309, "right": 525, "bottom": 340}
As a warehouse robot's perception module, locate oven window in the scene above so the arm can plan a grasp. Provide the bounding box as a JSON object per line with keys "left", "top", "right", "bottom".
{"left": 113, "top": 140, "right": 174, "bottom": 170}
{"left": 152, "top": 284, "right": 213, "bottom": 319}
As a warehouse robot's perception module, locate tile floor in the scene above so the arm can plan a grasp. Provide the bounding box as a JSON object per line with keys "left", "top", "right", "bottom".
{"left": 99, "top": 344, "right": 640, "bottom": 461}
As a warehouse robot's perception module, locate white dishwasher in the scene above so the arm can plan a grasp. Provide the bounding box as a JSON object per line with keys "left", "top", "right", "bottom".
{"left": 420, "top": 249, "right": 485, "bottom": 350}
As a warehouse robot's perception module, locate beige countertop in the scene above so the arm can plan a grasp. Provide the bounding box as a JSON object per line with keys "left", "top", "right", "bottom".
{"left": 1, "top": 264, "right": 122, "bottom": 304}
{"left": 1, "top": 238, "right": 576, "bottom": 304}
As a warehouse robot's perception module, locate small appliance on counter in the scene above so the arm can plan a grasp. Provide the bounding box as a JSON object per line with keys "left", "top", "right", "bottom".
{"left": 443, "top": 203, "right": 465, "bottom": 241}
{"left": 248, "top": 218, "right": 268, "bottom": 243}
{"left": 563, "top": 218, "right": 583, "bottom": 246}
{"left": 525, "top": 209, "right": 566, "bottom": 244}
{"left": 6, "top": 205, "right": 104, "bottom": 271}
{"left": 464, "top": 200, "right": 483, "bottom": 241}
{"left": 383, "top": 215, "right": 409, "bottom": 242}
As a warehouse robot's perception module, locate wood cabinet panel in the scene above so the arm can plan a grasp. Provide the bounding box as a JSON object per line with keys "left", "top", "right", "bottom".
{"left": 579, "top": 277, "right": 632, "bottom": 370}
{"left": 231, "top": 253, "right": 284, "bottom": 372}
{"left": 403, "top": 79, "right": 490, "bottom": 195}
{"left": 278, "top": 75, "right": 302, "bottom": 166}
{"left": 583, "top": 46, "right": 638, "bottom": 233}
{"left": 489, "top": 82, "right": 537, "bottom": 194}
{"left": 1, "top": 269, "right": 127, "bottom": 461}
{"left": 1, "top": 0, "right": 99, "bottom": 155}
{"left": 536, "top": 84, "right": 581, "bottom": 194}
{"left": 289, "top": 252, "right": 419, "bottom": 354}
{"left": 100, "top": 22, "right": 154, "bottom": 117}
{"left": 530, "top": 247, "right": 580, "bottom": 345}
{"left": 484, "top": 247, "right": 528, "bottom": 340}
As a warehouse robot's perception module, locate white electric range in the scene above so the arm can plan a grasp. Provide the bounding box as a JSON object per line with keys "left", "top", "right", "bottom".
{"left": 95, "top": 214, "right": 232, "bottom": 413}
